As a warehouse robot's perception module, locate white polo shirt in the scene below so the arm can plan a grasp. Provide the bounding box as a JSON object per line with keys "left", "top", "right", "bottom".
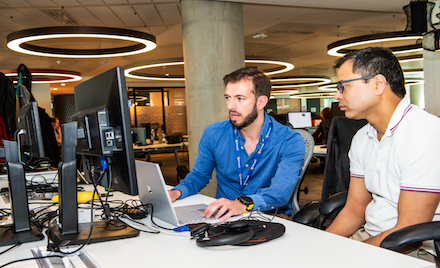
{"left": 349, "top": 98, "right": 440, "bottom": 236}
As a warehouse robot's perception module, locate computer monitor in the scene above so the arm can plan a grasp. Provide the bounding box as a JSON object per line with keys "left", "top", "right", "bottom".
{"left": 288, "top": 112, "right": 313, "bottom": 128}
{"left": 73, "top": 66, "right": 138, "bottom": 196}
{"left": 47, "top": 67, "right": 139, "bottom": 247}
{"left": 16, "top": 101, "right": 45, "bottom": 162}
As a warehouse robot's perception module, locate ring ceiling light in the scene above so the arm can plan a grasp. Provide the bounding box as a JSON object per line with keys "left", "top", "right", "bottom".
{"left": 290, "top": 93, "right": 335, "bottom": 99}
{"left": 125, "top": 59, "right": 294, "bottom": 81}
{"left": 271, "top": 89, "right": 299, "bottom": 96}
{"left": 327, "top": 32, "right": 423, "bottom": 57}
{"left": 318, "top": 77, "right": 424, "bottom": 92}
{"left": 1, "top": 69, "right": 82, "bottom": 84}
{"left": 271, "top": 76, "right": 331, "bottom": 88}
{"left": 318, "top": 84, "right": 338, "bottom": 91}
{"left": 7, "top": 26, "right": 157, "bottom": 58}
{"left": 398, "top": 55, "right": 423, "bottom": 63}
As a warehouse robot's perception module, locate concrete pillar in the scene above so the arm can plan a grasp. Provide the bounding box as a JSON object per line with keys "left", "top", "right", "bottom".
{"left": 181, "top": 0, "right": 245, "bottom": 196}
{"left": 423, "top": 50, "right": 440, "bottom": 116}
{"left": 32, "top": 84, "right": 52, "bottom": 116}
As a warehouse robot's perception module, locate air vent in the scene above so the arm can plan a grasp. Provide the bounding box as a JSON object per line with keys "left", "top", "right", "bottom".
{"left": 41, "top": 9, "right": 80, "bottom": 26}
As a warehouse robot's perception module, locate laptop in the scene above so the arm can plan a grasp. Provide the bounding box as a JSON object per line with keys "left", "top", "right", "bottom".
{"left": 135, "top": 160, "right": 215, "bottom": 226}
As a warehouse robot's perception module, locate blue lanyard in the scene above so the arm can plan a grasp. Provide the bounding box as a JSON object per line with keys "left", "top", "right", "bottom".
{"left": 234, "top": 119, "right": 272, "bottom": 194}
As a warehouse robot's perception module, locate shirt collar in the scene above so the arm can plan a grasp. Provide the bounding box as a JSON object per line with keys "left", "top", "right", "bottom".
{"left": 366, "top": 98, "right": 412, "bottom": 138}
{"left": 235, "top": 112, "right": 270, "bottom": 142}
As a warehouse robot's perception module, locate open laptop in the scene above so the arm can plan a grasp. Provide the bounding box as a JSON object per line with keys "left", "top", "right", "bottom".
{"left": 135, "top": 160, "right": 215, "bottom": 226}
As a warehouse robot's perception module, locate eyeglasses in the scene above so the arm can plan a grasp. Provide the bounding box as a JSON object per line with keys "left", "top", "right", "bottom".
{"left": 336, "top": 75, "right": 376, "bottom": 94}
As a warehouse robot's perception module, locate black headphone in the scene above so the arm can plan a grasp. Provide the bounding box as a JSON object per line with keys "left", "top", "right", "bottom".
{"left": 195, "top": 221, "right": 256, "bottom": 247}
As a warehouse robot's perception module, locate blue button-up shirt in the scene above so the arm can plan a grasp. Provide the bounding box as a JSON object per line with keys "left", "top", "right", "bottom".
{"left": 173, "top": 113, "right": 305, "bottom": 214}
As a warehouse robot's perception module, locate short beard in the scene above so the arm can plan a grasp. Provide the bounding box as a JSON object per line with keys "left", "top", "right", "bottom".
{"left": 230, "top": 103, "right": 258, "bottom": 129}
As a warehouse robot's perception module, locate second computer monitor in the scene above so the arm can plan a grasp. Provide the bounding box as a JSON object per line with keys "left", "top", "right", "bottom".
{"left": 288, "top": 112, "right": 312, "bottom": 129}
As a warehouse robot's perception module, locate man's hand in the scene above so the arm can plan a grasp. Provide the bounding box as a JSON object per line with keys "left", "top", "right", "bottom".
{"left": 168, "top": 190, "right": 182, "bottom": 202}
{"left": 202, "top": 198, "right": 247, "bottom": 221}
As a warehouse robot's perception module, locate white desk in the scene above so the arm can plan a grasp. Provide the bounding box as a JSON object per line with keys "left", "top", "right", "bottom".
{"left": 313, "top": 145, "right": 327, "bottom": 157}
{"left": 0, "top": 188, "right": 434, "bottom": 268}
{"left": 133, "top": 142, "right": 187, "bottom": 167}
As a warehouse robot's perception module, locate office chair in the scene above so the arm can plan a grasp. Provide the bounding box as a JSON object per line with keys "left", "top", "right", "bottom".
{"left": 292, "top": 116, "right": 367, "bottom": 228}
{"left": 290, "top": 129, "right": 314, "bottom": 216}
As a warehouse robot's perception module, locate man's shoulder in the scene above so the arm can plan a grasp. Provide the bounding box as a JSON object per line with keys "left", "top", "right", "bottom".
{"left": 203, "top": 120, "right": 232, "bottom": 136}
{"left": 271, "top": 118, "right": 303, "bottom": 142}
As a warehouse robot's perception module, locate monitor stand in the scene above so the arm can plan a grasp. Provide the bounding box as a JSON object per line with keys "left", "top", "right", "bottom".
{"left": 47, "top": 221, "right": 140, "bottom": 247}
{"left": 0, "top": 140, "right": 44, "bottom": 246}
{"left": 46, "top": 122, "right": 139, "bottom": 247}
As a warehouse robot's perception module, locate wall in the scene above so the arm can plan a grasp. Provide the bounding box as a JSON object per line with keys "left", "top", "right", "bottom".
{"left": 129, "top": 105, "right": 188, "bottom": 135}
{"left": 32, "top": 84, "right": 52, "bottom": 116}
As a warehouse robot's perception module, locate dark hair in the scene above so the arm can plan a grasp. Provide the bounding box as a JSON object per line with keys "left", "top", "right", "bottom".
{"left": 51, "top": 117, "right": 59, "bottom": 123}
{"left": 223, "top": 67, "right": 272, "bottom": 99}
{"left": 333, "top": 47, "right": 406, "bottom": 98}
{"left": 321, "top": 107, "right": 331, "bottom": 120}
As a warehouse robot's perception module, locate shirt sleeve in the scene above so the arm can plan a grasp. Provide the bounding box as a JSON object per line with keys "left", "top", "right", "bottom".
{"left": 348, "top": 132, "right": 365, "bottom": 179}
{"left": 247, "top": 131, "right": 305, "bottom": 211}
{"left": 172, "top": 125, "right": 216, "bottom": 199}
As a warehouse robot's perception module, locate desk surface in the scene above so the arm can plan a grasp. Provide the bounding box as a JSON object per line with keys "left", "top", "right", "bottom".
{"left": 313, "top": 145, "right": 327, "bottom": 157}
{"left": 0, "top": 186, "right": 434, "bottom": 268}
{"left": 133, "top": 142, "right": 187, "bottom": 150}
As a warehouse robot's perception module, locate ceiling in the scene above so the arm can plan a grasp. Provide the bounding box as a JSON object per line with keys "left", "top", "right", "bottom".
{"left": 0, "top": 0, "right": 431, "bottom": 96}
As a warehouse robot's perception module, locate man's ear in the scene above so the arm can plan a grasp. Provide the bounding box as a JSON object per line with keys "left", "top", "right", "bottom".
{"left": 257, "top": 95, "right": 268, "bottom": 111}
{"left": 375, "top": 74, "right": 388, "bottom": 96}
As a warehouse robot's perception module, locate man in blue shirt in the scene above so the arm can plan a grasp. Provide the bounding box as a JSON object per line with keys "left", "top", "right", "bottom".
{"left": 169, "top": 67, "right": 305, "bottom": 221}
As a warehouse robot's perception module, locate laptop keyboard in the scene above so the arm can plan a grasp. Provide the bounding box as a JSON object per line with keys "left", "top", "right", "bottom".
{"left": 174, "top": 206, "right": 214, "bottom": 224}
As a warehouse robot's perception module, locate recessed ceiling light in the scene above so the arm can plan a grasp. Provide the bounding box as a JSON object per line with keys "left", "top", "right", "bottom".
{"left": 253, "top": 33, "right": 268, "bottom": 39}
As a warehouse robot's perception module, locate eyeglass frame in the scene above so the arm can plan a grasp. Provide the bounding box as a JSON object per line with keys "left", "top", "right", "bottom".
{"left": 336, "top": 75, "right": 376, "bottom": 94}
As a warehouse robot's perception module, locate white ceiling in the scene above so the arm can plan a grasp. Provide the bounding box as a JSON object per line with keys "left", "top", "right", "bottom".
{"left": 0, "top": 0, "right": 431, "bottom": 95}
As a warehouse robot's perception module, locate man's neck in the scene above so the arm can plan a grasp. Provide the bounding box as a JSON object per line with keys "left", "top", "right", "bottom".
{"left": 368, "top": 97, "right": 402, "bottom": 141}
{"left": 239, "top": 112, "right": 265, "bottom": 143}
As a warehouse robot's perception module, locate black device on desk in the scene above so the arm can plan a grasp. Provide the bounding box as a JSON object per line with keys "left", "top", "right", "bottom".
{"left": 0, "top": 101, "right": 47, "bottom": 246}
{"left": 47, "top": 66, "right": 140, "bottom": 247}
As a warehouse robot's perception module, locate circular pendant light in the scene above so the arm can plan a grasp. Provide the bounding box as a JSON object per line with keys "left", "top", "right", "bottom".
{"left": 7, "top": 26, "right": 157, "bottom": 58}
{"left": 327, "top": 31, "right": 423, "bottom": 57}
{"left": 1, "top": 69, "right": 82, "bottom": 83}
{"left": 124, "top": 58, "right": 294, "bottom": 81}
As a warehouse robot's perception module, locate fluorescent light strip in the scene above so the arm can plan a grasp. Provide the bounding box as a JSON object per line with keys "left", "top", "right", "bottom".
{"left": 125, "top": 59, "right": 295, "bottom": 81}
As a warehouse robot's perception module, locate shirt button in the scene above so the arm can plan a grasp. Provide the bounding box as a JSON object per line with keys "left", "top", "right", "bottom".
{"left": 241, "top": 146, "right": 244, "bottom": 150}
{"left": 245, "top": 164, "right": 249, "bottom": 167}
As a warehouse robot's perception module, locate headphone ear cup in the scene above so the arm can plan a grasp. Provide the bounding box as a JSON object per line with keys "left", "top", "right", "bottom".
{"left": 196, "top": 229, "right": 255, "bottom": 247}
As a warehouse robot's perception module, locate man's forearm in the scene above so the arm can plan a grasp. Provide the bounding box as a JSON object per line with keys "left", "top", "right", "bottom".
{"left": 326, "top": 207, "right": 365, "bottom": 237}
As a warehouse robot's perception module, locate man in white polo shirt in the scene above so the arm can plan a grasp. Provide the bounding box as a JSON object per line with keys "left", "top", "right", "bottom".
{"left": 325, "top": 46, "right": 440, "bottom": 260}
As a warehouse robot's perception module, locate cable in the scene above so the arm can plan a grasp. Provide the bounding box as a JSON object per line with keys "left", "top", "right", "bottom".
{"left": 0, "top": 255, "right": 63, "bottom": 268}
{"left": 0, "top": 243, "right": 21, "bottom": 255}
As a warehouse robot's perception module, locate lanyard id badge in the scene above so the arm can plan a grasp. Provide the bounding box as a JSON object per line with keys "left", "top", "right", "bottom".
{"left": 234, "top": 119, "right": 272, "bottom": 194}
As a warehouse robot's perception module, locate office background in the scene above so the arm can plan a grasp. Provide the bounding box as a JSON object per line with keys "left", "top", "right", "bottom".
{"left": 0, "top": 0, "right": 437, "bottom": 174}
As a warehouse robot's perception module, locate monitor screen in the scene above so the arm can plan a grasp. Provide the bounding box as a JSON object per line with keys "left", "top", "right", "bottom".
{"left": 288, "top": 112, "right": 313, "bottom": 128}
{"left": 17, "top": 101, "right": 45, "bottom": 161}
{"left": 73, "top": 67, "right": 138, "bottom": 195}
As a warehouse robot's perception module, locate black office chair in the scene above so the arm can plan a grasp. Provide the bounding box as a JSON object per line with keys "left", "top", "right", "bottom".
{"left": 292, "top": 116, "right": 367, "bottom": 229}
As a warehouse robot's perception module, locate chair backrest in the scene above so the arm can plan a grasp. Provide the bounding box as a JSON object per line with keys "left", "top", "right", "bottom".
{"left": 321, "top": 117, "right": 367, "bottom": 201}
{"left": 290, "top": 129, "right": 315, "bottom": 215}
